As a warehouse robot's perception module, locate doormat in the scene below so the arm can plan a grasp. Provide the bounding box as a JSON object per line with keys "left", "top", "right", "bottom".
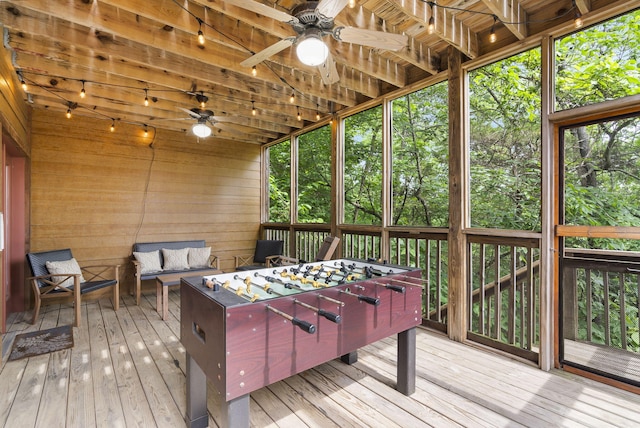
{"left": 8, "top": 325, "right": 74, "bottom": 361}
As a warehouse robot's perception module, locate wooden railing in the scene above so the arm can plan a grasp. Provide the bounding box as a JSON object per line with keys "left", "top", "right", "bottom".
{"left": 467, "top": 233, "right": 541, "bottom": 362}
{"left": 562, "top": 248, "right": 640, "bottom": 353}
{"left": 388, "top": 230, "right": 449, "bottom": 332}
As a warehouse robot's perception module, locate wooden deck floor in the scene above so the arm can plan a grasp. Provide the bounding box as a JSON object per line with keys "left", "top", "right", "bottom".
{"left": 1, "top": 290, "right": 639, "bottom": 428}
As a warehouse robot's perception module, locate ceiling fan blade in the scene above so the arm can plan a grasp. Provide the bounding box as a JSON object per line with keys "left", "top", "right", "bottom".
{"left": 240, "top": 38, "right": 295, "bottom": 68}
{"left": 315, "top": 0, "right": 350, "bottom": 20}
{"left": 317, "top": 51, "right": 339, "bottom": 85}
{"left": 223, "top": 0, "right": 299, "bottom": 24}
{"left": 177, "top": 106, "right": 202, "bottom": 119}
{"left": 334, "top": 27, "right": 408, "bottom": 51}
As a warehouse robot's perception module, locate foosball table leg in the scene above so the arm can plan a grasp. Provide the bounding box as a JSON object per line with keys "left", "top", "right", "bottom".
{"left": 186, "top": 353, "right": 208, "bottom": 428}
{"left": 340, "top": 351, "right": 358, "bottom": 365}
{"left": 397, "top": 327, "right": 416, "bottom": 395}
{"left": 221, "top": 394, "right": 250, "bottom": 428}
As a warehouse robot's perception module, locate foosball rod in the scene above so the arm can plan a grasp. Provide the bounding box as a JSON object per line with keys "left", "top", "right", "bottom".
{"left": 370, "top": 280, "right": 405, "bottom": 293}
{"left": 276, "top": 270, "right": 326, "bottom": 288}
{"left": 400, "top": 274, "right": 430, "bottom": 283}
{"left": 255, "top": 272, "right": 303, "bottom": 289}
{"left": 282, "top": 266, "right": 333, "bottom": 286}
{"left": 389, "top": 277, "right": 427, "bottom": 287}
{"left": 207, "top": 278, "right": 260, "bottom": 302}
{"left": 317, "top": 294, "right": 345, "bottom": 307}
{"left": 294, "top": 299, "right": 342, "bottom": 323}
{"left": 266, "top": 305, "right": 316, "bottom": 334}
{"left": 233, "top": 274, "right": 283, "bottom": 296}
{"left": 340, "top": 289, "right": 380, "bottom": 306}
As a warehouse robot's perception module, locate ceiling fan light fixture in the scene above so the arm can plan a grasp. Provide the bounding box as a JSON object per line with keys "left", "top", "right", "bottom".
{"left": 296, "top": 31, "right": 329, "bottom": 66}
{"left": 192, "top": 122, "right": 212, "bottom": 138}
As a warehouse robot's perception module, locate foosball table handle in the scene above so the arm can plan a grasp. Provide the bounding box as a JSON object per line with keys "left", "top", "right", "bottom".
{"left": 292, "top": 317, "right": 316, "bottom": 334}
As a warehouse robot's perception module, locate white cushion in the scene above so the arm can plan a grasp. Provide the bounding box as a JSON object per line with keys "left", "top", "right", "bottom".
{"left": 188, "top": 247, "right": 211, "bottom": 268}
{"left": 133, "top": 250, "right": 162, "bottom": 274}
{"left": 46, "top": 258, "right": 85, "bottom": 288}
{"left": 162, "top": 248, "right": 190, "bottom": 271}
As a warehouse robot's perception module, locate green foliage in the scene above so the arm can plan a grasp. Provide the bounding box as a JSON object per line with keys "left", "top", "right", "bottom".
{"left": 469, "top": 48, "right": 542, "bottom": 231}
{"left": 391, "top": 82, "right": 449, "bottom": 227}
{"left": 556, "top": 9, "right": 640, "bottom": 110}
{"left": 344, "top": 106, "right": 383, "bottom": 225}
{"left": 298, "top": 125, "right": 332, "bottom": 223}
{"left": 267, "top": 139, "right": 291, "bottom": 222}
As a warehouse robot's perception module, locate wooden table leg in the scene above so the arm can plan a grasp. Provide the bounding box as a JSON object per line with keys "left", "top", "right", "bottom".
{"left": 156, "top": 279, "right": 162, "bottom": 316}
{"left": 397, "top": 327, "right": 416, "bottom": 395}
{"left": 162, "top": 284, "right": 169, "bottom": 320}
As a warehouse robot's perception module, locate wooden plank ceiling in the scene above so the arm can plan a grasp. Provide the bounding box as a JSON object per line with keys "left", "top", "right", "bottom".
{"left": 0, "top": 0, "right": 628, "bottom": 144}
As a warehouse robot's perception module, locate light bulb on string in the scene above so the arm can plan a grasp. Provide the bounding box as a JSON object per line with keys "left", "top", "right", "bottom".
{"left": 20, "top": 75, "right": 27, "bottom": 91}
{"left": 143, "top": 125, "right": 149, "bottom": 137}
{"left": 489, "top": 16, "right": 497, "bottom": 43}
{"left": 297, "top": 108, "right": 302, "bottom": 121}
{"left": 316, "top": 104, "right": 321, "bottom": 121}
{"left": 290, "top": 93, "right": 295, "bottom": 103}
{"left": 110, "top": 119, "right": 115, "bottom": 132}
{"left": 252, "top": 66, "right": 257, "bottom": 77}
{"left": 66, "top": 108, "right": 71, "bottom": 119}
{"left": 197, "top": 19, "right": 205, "bottom": 45}
{"left": 251, "top": 101, "right": 257, "bottom": 116}
{"left": 80, "top": 80, "right": 86, "bottom": 98}
{"left": 144, "top": 89, "right": 149, "bottom": 107}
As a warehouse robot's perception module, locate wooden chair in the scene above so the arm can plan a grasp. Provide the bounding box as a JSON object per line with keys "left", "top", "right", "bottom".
{"left": 235, "top": 240, "right": 284, "bottom": 271}
{"left": 270, "top": 236, "right": 340, "bottom": 266}
{"left": 26, "top": 249, "right": 120, "bottom": 327}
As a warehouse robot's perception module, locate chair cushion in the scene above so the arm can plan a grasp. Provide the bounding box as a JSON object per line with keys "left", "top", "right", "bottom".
{"left": 162, "top": 248, "right": 189, "bottom": 270}
{"left": 46, "top": 258, "right": 85, "bottom": 288}
{"left": 133, "top": 250, "right": 163, "bottom": 274}
{"left": 253, "top": 240, "right": 284, "bottom": 264}
{"left": 27, "top": 248, "right": 75, "bottom": 288}
{"left": 188, "top": 246, "right": 211, "bottom": 268}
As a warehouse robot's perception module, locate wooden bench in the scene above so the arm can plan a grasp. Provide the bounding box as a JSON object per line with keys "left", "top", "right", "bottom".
{"left": 132, "top": 240, "right": 219, "bottom": 306}
{"left": 156, "top": 270, "right": 221, "bottom": 320}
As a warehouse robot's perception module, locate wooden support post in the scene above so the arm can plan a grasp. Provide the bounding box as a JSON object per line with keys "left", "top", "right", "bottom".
{"left": 447, "top": 46, "right": 469, "bottom": 341}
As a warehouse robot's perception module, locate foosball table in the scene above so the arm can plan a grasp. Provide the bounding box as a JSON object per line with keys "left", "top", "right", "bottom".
{"left": 180, "top": 258, "right": 424, "bottom": 428}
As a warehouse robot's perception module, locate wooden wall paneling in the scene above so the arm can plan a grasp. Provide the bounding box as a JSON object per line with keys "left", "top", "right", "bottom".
{"left": 29, "top": 109, "right": 261, "bottom": 303}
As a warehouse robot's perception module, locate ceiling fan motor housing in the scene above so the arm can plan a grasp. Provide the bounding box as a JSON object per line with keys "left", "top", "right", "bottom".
{"left": 291, "top": 1, "right": 335, "bottom": 34}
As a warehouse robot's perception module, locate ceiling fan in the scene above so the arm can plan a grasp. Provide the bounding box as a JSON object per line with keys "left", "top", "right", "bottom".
{"left": 229, "top": 0, "right": 408, "bottom": 84}
{"left": 178, "top": 106, "right": 218, "bottom": 138}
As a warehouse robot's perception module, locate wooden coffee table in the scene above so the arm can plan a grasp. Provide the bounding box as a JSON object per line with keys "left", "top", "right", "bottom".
{"left": 156, "top": 269, "right": 221, "bottom": 320}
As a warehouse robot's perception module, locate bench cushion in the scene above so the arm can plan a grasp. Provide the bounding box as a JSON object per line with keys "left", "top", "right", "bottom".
{"left": 133, "top": 240, "right": 206, "bottom": 266}
{"left": 162, "top": 248, "right": 190, "bottom": 270}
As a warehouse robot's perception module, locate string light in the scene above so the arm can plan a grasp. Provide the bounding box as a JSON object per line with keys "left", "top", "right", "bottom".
{"left": 110, "top": 119, "right": 115, "bottom": 132}
{"left": 197, "top": 18, "right": 205, "bottom": 45}
{"left": 251, "top": 101, "right": 257, "bottom": 116}
{"left": 348, "top": 0, "right": 355, "bottom": 8}
{"left": 197, "top": 92, "right": 207, "bottom": 109}
{"left": 19, "top": 73, "right": 27, "bottom": 91}
{"left": 143, "top": 124, "right": 149, "bottom": 137}
{"left": 489, "top": 16, "right": 497, "bottom": 43}
{"left": 290, "top": 93, "right": 295, "bottom": 103}
{"left": 66, "top": 108, "right": 72, "bottom": 119}
{"left": 144, "top": 89, "right": 149, "bottom": 107}
{"left": 251, "top": 66, "right": 257, "bottom": 77}
{"left": 80, "top": 80, "right": 86, "bottom": 98}
{"left": 316, "top": 104, "right": 321, "bottom": 121}
{"left": 297, "top": 108, "right": 301, "bottom": 121}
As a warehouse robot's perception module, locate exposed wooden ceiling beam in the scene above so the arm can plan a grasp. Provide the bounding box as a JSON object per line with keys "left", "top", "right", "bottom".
{"left": 2, "top": 0, "right": 359, "bottom": 107}
{"left": 389, "top": 0, "right": 479, "bottom": 59}
{"left": 480, "top": 0, "right": 528, "bottom": 40}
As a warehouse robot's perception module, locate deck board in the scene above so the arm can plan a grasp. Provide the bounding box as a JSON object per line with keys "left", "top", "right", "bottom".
{"left": 1, "top": 289, "right": 639, "bottom": 428}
